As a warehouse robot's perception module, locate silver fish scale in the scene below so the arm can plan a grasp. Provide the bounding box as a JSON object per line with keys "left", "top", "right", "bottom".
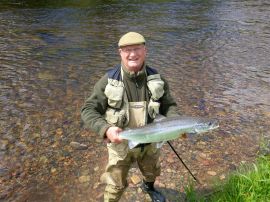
{"left": 119, "top": 116, "right": 219, "bottom": 143}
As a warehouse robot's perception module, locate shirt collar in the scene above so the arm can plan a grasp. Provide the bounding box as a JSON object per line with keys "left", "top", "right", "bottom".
{"left": 121, "top": 63, "right": 146, "bottom": 80}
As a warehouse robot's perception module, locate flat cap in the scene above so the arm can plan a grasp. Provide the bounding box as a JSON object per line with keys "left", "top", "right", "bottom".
{"left": 118, "top": 32, "right": 146, "bottom": 47}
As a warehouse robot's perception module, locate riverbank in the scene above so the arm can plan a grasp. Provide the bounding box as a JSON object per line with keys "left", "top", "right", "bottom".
{"left": 0, "top": 127, "right": 259, "bottom": 201}
{"left": 185, "top": 154, "right": 270, "bottom": 201}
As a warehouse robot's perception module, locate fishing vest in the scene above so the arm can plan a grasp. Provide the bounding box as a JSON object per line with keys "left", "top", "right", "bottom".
{"left": 104, "top": 65, "right": 165, "bottom": 128}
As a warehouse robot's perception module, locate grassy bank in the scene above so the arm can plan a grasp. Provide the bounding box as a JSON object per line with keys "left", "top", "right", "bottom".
{"left": 185, "top": 155, "right": 270, "bottom": 202}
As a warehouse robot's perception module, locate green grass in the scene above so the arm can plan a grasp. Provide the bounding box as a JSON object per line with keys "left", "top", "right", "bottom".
{"left": 185, "top": 155, "right": 270, "bottom": 202}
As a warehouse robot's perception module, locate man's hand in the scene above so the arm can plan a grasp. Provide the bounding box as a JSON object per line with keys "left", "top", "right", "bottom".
{"left": 105, "top": 127, "right": 123, "bottom": 143}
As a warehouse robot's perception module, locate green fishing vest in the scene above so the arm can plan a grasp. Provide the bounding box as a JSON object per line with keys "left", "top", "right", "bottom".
{"left": 104, "top": 65, "right": 165, "bottom": 128}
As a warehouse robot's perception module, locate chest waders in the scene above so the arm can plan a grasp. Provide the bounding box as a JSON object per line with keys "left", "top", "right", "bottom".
{"left": 102, "top": 65, "right": 166, "bottom": 202}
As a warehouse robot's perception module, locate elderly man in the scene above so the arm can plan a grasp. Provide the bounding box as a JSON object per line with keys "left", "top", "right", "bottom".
{"left": 81, "top": 32, "right": 179, "bottom": 202}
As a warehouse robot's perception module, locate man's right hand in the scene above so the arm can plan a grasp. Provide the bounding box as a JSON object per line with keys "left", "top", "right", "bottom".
{"left": 105, "top": 127, "right": 123, "bottom": 143}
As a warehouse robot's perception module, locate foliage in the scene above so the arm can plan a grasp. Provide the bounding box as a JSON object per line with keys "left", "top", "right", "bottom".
{"left": 185, "top": 155, "right": 270, "bottom": 202}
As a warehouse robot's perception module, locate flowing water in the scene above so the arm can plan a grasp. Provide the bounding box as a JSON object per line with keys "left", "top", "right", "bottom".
{"left": 0, "top": 0, "right": 269, "bottom": 201}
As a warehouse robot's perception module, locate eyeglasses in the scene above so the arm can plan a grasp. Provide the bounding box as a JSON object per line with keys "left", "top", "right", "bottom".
{"left": 120, "top": 46, "right": 145, "bottom": 54}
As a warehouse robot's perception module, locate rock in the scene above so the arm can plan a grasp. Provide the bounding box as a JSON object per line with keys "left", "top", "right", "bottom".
{"left": 199, "top": 153, "right": 207, "bottom": 159}
{"left": 95, "top": 139, "right": 103, "bottom": 143}
{"left": 0, "top": 140, "right": 9, "bottom": 151}
{"left": 23, "top": 124, "right": 31, "bottom": 132}
{"left": 51, "top": 168, "right": 57, "bottom": 174}
{"left": 94, "top": 166, "right": 99, "bottom": 172}
{"left": 199, "top": 159, "right": 212, "bottom": 166}
{"left": 169, "top": 183, "right": 176, "bottom": 189}
{"left": 166, "top": 156, "right": 175, "bottom": 163}
{"left": 39, "top": 156, "right": 49, "bottom": 164}
{"left": 219, "top": 174, "right": 226, "bottom": 180}
{"left": 207, "top": 171, "right": 217, "bottom": 176}
{"left": 228, "top": 164, "right": 237, "bottom": 170}
{"left": 0, "top": 192, "right": 8, "bottom": 200}
{"left": 0, "top": 167, "right": 9, "bottom": 177}
{"left": 55, "top": 128, "right": 63, "bottom": 136}
{"left": 130, "top": 175, "right": 141, "bottom": 185}
{"left": 137, "top": 187, "right": 142, "bottom": 193}
{"left": 166, "top": 168, "right": 172, "bottom": 173}
{"left": 70, "top": 141, "right": 88, "bottom": 150}
{"left": 80, "top": 168, "right": 90, "bottom": 176}
{"left": 38, "top": 71, "right": 57, "bottom": 80}
{"left": 31, "top": 133, "right": 41, "bottom": 139}
{"left": 79, "top": 175, "right": 90, "bottom": 183}
{"left": 181, "top": 133, "right": 187, "bottom": 139}
{"left": 158, "top": 182, "right": 166, "bottom": 188}
{"left": 3, "top": 135, "right": 15, "bottom": 144}
{"left": 16, "top": 142, "right": 27, "bottom": 150}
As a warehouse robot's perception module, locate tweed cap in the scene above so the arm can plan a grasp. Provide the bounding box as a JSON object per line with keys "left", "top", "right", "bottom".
{"left": 118, "top": 32, "right": 145, "bottom": 47}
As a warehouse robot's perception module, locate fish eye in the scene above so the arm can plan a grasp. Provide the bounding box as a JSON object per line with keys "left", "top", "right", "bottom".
{"left": 208, "top": 122, "right": 212, "bottom": 126}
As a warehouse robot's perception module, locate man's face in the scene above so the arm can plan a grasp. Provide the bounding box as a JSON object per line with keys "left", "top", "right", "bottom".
{"left": 119, "top": 44, "right": 147, "bottom": 72}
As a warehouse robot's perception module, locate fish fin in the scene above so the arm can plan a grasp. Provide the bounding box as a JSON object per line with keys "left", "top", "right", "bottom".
{"left": 128, "top": 140, "right": 140, "bottom": 149}
{"left": 156, "top": 141, "right": 166, "bottom": 148}
{"left": 154, "top": 114, "right": 166, "bottom": 123}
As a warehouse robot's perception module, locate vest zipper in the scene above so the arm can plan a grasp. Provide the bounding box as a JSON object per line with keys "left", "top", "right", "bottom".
{"left": 134, "top": 77, "right": 139, "bottom": 101}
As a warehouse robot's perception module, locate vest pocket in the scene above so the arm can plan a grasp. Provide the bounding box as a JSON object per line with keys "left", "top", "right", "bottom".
{"left": 104, "top": 82, "right": 124, "bottom": 109}
{"left": 148, "top": 99, "right": 160, "bottom": 119}
{"left": 147, "top": 74, "right": 164, "bottom": 100}
{"left": 107, "top": 99, "right": 122, "bottom": 109}
{"left": 105, "top": 108, "right": 126, "bottom": 128}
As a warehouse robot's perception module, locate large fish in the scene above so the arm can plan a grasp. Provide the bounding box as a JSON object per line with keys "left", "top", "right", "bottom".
{"left": 119, "top": 116, "right": 219, "bottom": 148}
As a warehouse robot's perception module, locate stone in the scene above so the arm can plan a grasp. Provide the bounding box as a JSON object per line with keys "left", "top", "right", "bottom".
{"left": 199, "top": 153, "right": 207, "bottom": 159}
{"left": 51, "top": 168, "right": 57, "bottom": 174}
{"left": 0, "top": 167, "right": 9, "bottom": 177}
{"left": 200, "top": 159, "right": 212, "bottom": 166}
{"left": 31, "top": 133, "right": 41, "bottom": 139}
{"left": 166, "top": 168, "right": 173, "bottom": 173}
{"left": 39, "top": 156, "right": 48, "bottom": 164}
{"left": 130, "top": 175, "right": 141, "bottom": 185}
{"left": 70, "top": 141, "right": 88, "bottom": 150}
{"left": 207, "top": 171, "right": 217, "bottom": 176}
{"left": 219, "top": 174, "right": 226, "bottom": 180}
{"left": 79, "top": 175, "right": 90, "bottom": 183}
{"left": 167, "top": 156, "right": 175, "bottom": 163}
{"left": 80, "top": 168, "right": 90, "bottom": 176}
{"left": 55, "top": 128, "right": 63, "bottom": 136}
{"left": 38, "top": 71, "right": 56, "bottom": 80}
{"left": 0, "top": 140, "right": 9, "bottom": 151}
{"left": 95, "top": 139, "right": 103, "bottom": 143}
{"left": 169, "top": 183, "right": 176, "bottom": 189}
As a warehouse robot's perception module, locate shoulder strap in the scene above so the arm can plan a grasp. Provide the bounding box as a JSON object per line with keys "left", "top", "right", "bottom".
{"left": 107, "top": 64, "right": 121, "bottom": 81}
{"left": 146, "top": 65, "right": 159, "bottom": 76}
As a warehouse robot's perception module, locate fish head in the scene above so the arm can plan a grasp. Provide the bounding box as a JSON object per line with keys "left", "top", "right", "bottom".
{"left": 194, "top": 119, "right": 219, "bottom": 133}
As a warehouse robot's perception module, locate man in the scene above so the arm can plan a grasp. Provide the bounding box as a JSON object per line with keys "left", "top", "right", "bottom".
{"left": 81, "top": 32, "right": 179, "bottom": 202}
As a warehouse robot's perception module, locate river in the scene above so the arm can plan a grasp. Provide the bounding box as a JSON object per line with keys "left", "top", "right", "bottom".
{"left": 0, "top": 0, "right": 269, "bottom": 201}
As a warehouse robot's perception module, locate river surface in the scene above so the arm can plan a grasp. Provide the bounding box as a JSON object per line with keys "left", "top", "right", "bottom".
{"left": 0, "top": 0, "right": 269, "bottom": 201}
